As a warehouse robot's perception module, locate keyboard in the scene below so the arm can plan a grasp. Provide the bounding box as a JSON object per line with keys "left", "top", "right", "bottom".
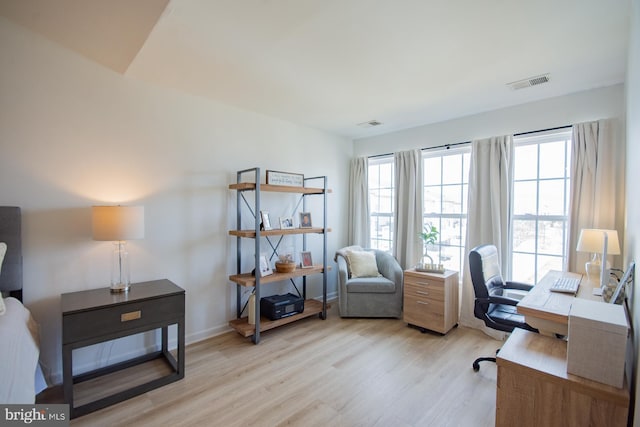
{"left": 550, "top": 276, "right": 581, "bottom": 294}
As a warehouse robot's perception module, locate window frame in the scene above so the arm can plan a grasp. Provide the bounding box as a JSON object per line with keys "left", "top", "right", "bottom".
{"left": 422, "top": 146, "right": 471, "bottom": 273}
{"left": 510, "top": 129, "right": 573, "bottom": 284}
{"left": 368, "top": 155, "right": 395, "bottom": 252}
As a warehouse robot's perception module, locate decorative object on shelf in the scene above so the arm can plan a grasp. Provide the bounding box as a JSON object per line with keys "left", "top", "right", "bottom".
{"left": 260, "top": 211, "right": 272, "bottom": 230}
{"left": 416, "top": 224, "right": 443, "bottom": 273}
{"left": 266, "top": 170, "right": 304, "bottom": 187}
{"left": 279, "top": 216, "right": 294, "bottom": 229}
{"left": 92, "top": 205, "right": 145, "bottom": 293}
{"left": 248, "top": 293, "right": 256, "bottom": 324}
{"left": 299, "top": 212, "right": 312, "bottom": 228}
{"left": 258, "top": 254, "right": 273, "bottom": 276}
{"left": 576, "top": 228, "right": 620, "bottom": 290}
{"left": 301, "top": 251, "right": 313, "bottom": 268}
{"left": 275, "top": 252, "right": 296, "bottom": 273}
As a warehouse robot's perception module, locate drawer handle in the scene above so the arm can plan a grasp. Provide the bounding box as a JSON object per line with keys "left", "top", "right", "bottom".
{"left": 121, "top": 310, "right": 142, "bottom": 322}
{"left": 416, "top": 290, "right": 429, "bottom": 295}
{"left": 416, "top": 281, "right": 431, "bottom": 286}
{"left": 416, "top": 301, "right": 429, "bottom": 305}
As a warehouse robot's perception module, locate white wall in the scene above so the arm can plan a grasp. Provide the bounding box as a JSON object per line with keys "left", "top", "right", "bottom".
{"left": 0, "top": 17, "right": 351, "bottom": 383}
{"left": 627, "top": 0, "right": 640, "bottom": 425}
{"left": 354, "top": 84, "right": 625, "bottom": 156}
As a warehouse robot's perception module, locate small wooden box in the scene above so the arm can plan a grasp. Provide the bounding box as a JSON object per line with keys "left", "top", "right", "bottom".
{"left": 567, "top": 299, "right": 628, "bottom": 388}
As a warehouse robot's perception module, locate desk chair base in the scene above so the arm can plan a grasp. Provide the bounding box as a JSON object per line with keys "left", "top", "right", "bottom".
{"left": 472, "top": 349, "right": 500, "bottom": 372}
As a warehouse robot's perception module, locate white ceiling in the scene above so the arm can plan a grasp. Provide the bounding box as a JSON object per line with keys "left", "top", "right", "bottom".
{"left": 0, "top": 0, "right": 630, "bottom": 139}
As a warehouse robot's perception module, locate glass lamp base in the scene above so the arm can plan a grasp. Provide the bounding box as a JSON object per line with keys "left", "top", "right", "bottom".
{"left": 110, "top": 283, "right": 130, "bottom": 293}
{"left": 585, "top": 261, "right": 601, "bottom": 283}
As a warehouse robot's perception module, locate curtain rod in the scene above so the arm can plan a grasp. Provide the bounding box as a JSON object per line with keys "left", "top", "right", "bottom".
{"left": 367, "top": 124, "right": 571, "bottom": 159}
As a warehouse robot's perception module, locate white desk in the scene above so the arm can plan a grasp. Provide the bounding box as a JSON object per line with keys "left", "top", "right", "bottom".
{"left": 517, "top": 270, "right": 602, "bottom": 336}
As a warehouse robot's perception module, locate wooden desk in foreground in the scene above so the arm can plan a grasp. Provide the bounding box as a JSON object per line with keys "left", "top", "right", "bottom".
{"left": 496, "top": 329, "right": 629, "bottom": 427}
{"left": 517, "top": 270, "right": 602, "bottom": 336}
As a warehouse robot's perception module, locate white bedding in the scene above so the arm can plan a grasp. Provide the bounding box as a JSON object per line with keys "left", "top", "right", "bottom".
{"left": 0, "top": 297, "right": 46, "bottom": 403}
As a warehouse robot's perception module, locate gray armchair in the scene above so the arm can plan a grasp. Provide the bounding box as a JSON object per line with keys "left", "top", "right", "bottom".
{"left": 335, "top": 246, "right": 403, "bottom": 318}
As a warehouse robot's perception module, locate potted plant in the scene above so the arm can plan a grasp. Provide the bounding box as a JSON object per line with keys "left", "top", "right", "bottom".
{"left": 417, "top": 225, "right": 443, "bottom": 272}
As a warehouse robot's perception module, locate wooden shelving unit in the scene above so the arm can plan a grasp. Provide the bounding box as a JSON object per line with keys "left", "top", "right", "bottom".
{"left": 229, "top": 167, "right": 330, "bottom": 343}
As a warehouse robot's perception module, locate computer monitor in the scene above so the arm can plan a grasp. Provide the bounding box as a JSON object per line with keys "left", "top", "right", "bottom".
{"left": 610, "top": 261, "right": 635, "bottom": 304}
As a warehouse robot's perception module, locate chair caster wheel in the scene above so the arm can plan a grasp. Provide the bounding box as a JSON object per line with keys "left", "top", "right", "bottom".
{"left": 473, "top": 362, "right": 480, "bottom": 372}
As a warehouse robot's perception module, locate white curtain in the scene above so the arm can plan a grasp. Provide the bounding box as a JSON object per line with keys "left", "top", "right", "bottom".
{"left": 348, "top": 157, "right": 370, "bottom": 247}
{"left": 393, "top": 150, "right": 424, "bottom": 269}
{"left": 460, "top": 135, "right": 514, "bottom": 339}
{"left": 567, "top": 119, "right": 622, "bottom": 273}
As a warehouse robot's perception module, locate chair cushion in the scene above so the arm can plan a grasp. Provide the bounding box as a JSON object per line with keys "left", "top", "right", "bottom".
{"left": 346, "top": 277, "right": 396, "bottom": 294}
{"left": 346, "top": 250, "right": 381, "bottom": 278}
{"left": 487, "top": 303, "right": 527, "bottom": 329}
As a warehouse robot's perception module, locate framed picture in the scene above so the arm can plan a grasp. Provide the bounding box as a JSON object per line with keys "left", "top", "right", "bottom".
{"left": 259, "top": 255, "right": 273, "bottom": 277}
{"left": 299, "top": 212, "right": 312, "bottom": 228}
{"left": 260, "top": 211, "right": 272, "bottom": 230}
{"left": 266, "top": 170, "right": 304, "bottom": 187}
{"left": 300, "top": 251, "right": 313, "bottom": 268}
{"left": 279, "top": 216, "right": 295, "bottom": 229}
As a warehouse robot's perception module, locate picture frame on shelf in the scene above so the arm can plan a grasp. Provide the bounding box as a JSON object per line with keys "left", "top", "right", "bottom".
{"left": 266, "top": 170, "right": 304, "bottom": 187}
{"left": 299, "top": 212, "right": 312, "bottom": 228}
{"left": 260, "top": 211, "right": 272, "bottom": 230}
{"left": 279, "top": 216, "right": 295, "bottom": 229}
{"left": 300, "top": 251, "right": 313, "bottom": 268}
{"left": 259, "top": 255, "right": 273, "bottom": 277}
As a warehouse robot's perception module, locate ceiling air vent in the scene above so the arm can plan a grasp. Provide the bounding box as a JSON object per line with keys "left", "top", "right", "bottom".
{"left": 507, "top": 73, "right": 550, "bottom": 90}
{"left": 357, "top": 120, "right": 383, "bottom": 128}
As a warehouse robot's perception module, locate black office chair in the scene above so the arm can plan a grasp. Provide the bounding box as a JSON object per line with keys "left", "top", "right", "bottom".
{"left": 469, "top": 244, "right": 537, "bottom": 371}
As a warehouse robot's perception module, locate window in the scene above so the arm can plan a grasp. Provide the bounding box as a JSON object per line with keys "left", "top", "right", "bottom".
{"left": 511, "top": 130, "right": 572, "bottom": 284}
{"left": 368, "top": 156, "right": 394, "bottom": 252}
{"left": 423, "top": 148, "right": 471, "bottom": 272}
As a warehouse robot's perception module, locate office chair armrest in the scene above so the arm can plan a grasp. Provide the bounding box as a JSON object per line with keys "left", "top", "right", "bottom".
{"left": 486, "top": 295, "right": 521, "bottom": 307}
{"left": 504, "top": 281, "right": 534, "bottom": 292}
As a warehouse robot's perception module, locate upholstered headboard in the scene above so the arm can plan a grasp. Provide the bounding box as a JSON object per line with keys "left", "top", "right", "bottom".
{"left": 0, "top": 207, "right": 22, "bottom": 301}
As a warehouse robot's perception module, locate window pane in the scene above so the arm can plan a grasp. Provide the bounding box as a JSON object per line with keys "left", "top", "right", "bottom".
{"left": 424, "top": 186, "right": 441, "bottom": 214}
{"left": 538, "top": 179, "right": 566, "bottom": 216}
{"left": 462, "top": 183, "right": 468, "bottom": 213}
{"left": 442, "top": 155, "right": 462, "bottom": 184}
{"left": 442, "top": 185, "right": 462, "bottom": 214}
{"left": 378, "top": 189, "right": 393, "bottom": 212}
{"left": 513, "top": 181, "right": 537, "bottom": 215}
{"left": 379, "top": 163, "right": 393, "bottom": 187}
{"left": 462, "top": 153, "right": 471, "bottom": 184}
{"left": 539, "top": 141, "right": 567, "bottom": 179}
{"left": 424, "top": 157, "right": 441, "bottom": 185}
{"left": 512, "top": 252, "right": 536, "bottom": 283}
{"left": 537, "top": 220, "right": 565, "bottom": 255}
{"left": 537, "top": 255, "right": 563, "bottom": 279}
{"left": 514, "top": 144, "right": 538, "bottom": 180}
{"left": 513, "top": 219, "right": 536, "bottom": 253}
{"left": 368, "top": 165, "right": 380, "bottom": 188}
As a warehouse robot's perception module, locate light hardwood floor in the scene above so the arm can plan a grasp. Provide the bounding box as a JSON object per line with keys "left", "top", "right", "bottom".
{"left": 48, "top": 305, "right": 501, "bottom": 427}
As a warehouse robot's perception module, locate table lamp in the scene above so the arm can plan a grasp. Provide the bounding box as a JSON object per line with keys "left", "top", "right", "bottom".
{"left": 92, "top": 206, "right": 145, "bottom": 293}
{"left": 576, "top": 228, "right": 620, "bottom": 290}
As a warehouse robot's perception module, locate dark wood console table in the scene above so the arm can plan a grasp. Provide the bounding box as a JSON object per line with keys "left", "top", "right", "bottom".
{"left": 61, "top": 279, "right": 185, "bottom": 418}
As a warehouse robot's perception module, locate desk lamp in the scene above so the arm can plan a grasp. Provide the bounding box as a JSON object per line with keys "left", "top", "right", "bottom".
{"left": 576, "top": 228, "right": 620, "bottom": 291}
{"left": 92, "top": 206, "right": 145, "bottom": 293}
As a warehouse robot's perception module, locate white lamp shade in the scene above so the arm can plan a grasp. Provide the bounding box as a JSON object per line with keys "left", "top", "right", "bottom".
{"left": 576, "top": 229, "right": 620, "bottom": 255}
{"left": 92, "top": 206, "right": 145, "bottom": 241}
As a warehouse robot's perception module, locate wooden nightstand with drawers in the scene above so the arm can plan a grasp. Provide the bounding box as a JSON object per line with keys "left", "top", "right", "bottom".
{"left": 61, "top": 279, "right": 185, "bottom": 418}
{"left": 403, "top": 269, "right": 459, "bottom": 334}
